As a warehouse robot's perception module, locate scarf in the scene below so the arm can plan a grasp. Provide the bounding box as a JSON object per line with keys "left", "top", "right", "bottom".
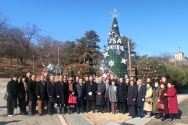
{"left": 23, "top": 82, "right": 28, "bottom": 102}
{"left": 68, "top": 82, "right": 73, "bottom": 92}
{"left": 146, "top": 87, "right": 151, "bottom": 91}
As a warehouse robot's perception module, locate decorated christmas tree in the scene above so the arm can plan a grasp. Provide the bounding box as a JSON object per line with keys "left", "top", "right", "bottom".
{"left": 100, "top": 9, "right": 128, "bottom": 79}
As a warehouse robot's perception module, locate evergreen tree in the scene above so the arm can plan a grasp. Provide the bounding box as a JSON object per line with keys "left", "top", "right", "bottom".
{"left": 100, "top": 9, "right": 128, "bottom": 79}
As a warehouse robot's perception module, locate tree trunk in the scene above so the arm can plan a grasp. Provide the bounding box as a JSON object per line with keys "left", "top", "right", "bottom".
{"left": 10, "top": 55, "right": 12, "bottom": 67}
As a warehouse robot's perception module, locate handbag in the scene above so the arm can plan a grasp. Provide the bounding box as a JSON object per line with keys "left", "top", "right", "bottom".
{"left": 4, "top": 92, "right": 8, "bottom": 100}
{"left": 156, "top": 102, "right": 164, "bottom": 109}
{"left": 68, "top": 95, "right": 77, "bottom": 104}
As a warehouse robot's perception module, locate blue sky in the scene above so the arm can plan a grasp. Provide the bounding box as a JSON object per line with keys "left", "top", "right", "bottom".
{"left": 0, "top": 0, "right": 188, "bottom": 57}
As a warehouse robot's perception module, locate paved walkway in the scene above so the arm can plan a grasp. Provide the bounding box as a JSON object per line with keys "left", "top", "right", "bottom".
{"left": 0, "top": 79, "right": 63, "bottom": 125}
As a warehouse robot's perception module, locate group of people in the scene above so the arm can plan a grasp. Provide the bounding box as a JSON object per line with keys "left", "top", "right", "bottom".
{"left": 6, "top": 72, "right": 178, "bottom": 122}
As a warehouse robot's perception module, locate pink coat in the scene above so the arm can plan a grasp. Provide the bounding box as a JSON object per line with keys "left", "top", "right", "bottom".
{"left": 167, "top": 87, "right": 178, "bottom": 114}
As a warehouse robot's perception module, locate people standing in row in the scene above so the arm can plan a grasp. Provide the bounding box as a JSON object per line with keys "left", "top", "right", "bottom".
{"left": 36, "top": 75, "right": 48, "bottom": 116}
{"left": 136, "top": 79, "right": 146, "bottom": 118}
{"left": 17, "top": 76, "right": 28, "bottom": 115}
{"left": 117, "top": 78, "right": 127, "bottom": 114}
{"left": 75, "top": 78, "right": 85, "bottom": 114}
{"left": 67, "top": 77, "right": 76, "bottom": 114}
{"left": 109, "top": 81, "right": 117, "bottom": 114}
{"left": 27, "top": 74, "right": 37, "bottom": 116}
{"left": 152, "top": 82, "right": 160, "bottom": 118}
{"left": 127, "top": 80, "right": 138, "bottom": 118}
{"left": 96, "top": 77, "right": 106, "bottom": 113}
{"left": 104, "top": 79, "right": 110, "bottom": 113}
{"left": 86, "top": 76, "right": 97, "bottom": 113}
{"left": 56, "top": 76, "right": 66, "bottom": 114}
{"left": 7, "top": 75, "right": 18, "bottom": 117}
{"left": 47, "top": 75, "right": 56, "bottom": 115}
{"left": 164, "top": 82, "right": 178, "bottom": 122}
{"left": 144, "top": 83, "right": 153, "bottom": 118}
{"left": 158, "top": 83, "right": 168, "bottom": 120}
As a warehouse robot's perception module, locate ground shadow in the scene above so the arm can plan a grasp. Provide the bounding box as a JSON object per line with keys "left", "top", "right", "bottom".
{"left": 175, "top": 109, "right": 182, "bottom": 119}
{"left": 0, "top": 106, "right": 6, "bottom": 108}
{"left": 120, "top": 123, "right": 134, "bottom": 125}
{"left": 0, "top": 120, "right": 21, "bottom": 125}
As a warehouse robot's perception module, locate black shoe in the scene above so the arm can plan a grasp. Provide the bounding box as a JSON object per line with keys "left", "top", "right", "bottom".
{"left": 48, "top": 113, "right": 53, "bottom": 116}
{"left": 132, "top": 116, "right": 136, "bottom": 118}
{"left": 137, "top": 115, "right": 140, "bottom": 117}
{"left": 93, "top": 110, "right": 95, "bottom": 113}
{"left": 39, "top": 114, "right": 42, "bottom": 116}
{"left": 161, "top": 116, "right": 166, "bottom": 121}
{"left": 128, "top": 114, "right": 132, "bottom": 116}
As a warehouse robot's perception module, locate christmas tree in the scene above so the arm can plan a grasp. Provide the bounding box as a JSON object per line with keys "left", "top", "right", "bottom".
{"left": 100, "top": 9, "right": 128, "bottom": 79}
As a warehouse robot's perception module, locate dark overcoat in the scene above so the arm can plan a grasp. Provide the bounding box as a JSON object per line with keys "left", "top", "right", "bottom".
{"left": 36, "top": 80, "right": 48, "bottom": 100}
{"left": 137, "top": 84, "right": 146, "bottom": 107}
{"left": 85, "top": 81, "right": 97, "bottom": 101}
{"left": 7, "top": 79, "right": 18, "bottom": 108}
{"left": 47, "top": 81, "right": 56, "bottom": 103}
{"left": 17, "top": 82, "right": 26, "bottom": 99}
{"left": 127, "top": 85, "right": 138, "bottom": 105}
{"left": 158, "top": 88, "right": 168, "bottom": 114}
{"left": 75, "top": 83, "right": 86, "bottom": 99}
{"left": 117, "top": 82, "right": 128, "bottom": 102}
{"left": 56, "top": 81, "right": 66, "bottom": 105}
{"left": 27, "top": 80, "right": 37, "bottom": 101}
{"left": 96, "top": 82, "right": 106, "bottom": 105}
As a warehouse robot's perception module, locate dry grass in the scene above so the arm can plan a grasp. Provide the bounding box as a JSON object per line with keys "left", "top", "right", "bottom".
{"left": 82, "top": 112, "right": 131, "bottom": 125}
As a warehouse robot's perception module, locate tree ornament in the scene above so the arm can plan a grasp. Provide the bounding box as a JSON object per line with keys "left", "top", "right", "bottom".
{"left": 121, "top": 58, "right": 127, "bottom": 64}
{"left": 116, "top": 50, "right": 121, "bottom": 55}
{"left": 113, "top": 24, "right": 117, "bottom": 27}
{"left": 109, "top": 60, "right": 114, "bottom": 67}
{"left": 103, "top": 52, "right": 109, "bottom": 58}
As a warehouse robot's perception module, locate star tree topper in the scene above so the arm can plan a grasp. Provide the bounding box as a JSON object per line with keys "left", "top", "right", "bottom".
{"left": 110, "top": 8, "right": 120, "bottom": 18}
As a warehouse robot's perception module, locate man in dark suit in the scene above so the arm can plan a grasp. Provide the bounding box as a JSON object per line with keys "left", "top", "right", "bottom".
{"left": 137, "top": 79, "right": 146, "bottom": 118}
{"left": 75, "top": 78, "right": 85, "bottom": 114}
{"left": 117, "top": 78, "right": 128, "bottom": 114}
{"left": 127, "top": 80, "right": 138, "bottom": 118}
{"left": 104, "top": 79, "right": 110, "bottom": 113}
{"left": 47, "top": 75, "right": 56, "bottom": 115}
{"left": 26, "top": 71, "right": 32, "bottom": 85}
{"left": 36, "top": 75, "right": 48, "bottom": 116}
{"left": 56, "top": 76, "right": 66, "bottom": 114}
{"left": 27, "top": 74, "right": 37, "bottom": 116}
{"left": 85, "top": 75, "right": 97, "bottom": 113}
{"left": 96, "top": 77, "right": 106, "bottom": 113}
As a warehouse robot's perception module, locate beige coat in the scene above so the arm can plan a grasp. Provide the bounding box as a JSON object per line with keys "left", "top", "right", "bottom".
{"left": 144, "top": 87, "right": 153, "bottom": 111}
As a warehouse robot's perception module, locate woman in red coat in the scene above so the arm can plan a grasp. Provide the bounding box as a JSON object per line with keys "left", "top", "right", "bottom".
{"left": 164, "top": 82, "right": 178, "bottom": 122}
{"left": 157, "top": 83, "right": 168, "bottom": 121}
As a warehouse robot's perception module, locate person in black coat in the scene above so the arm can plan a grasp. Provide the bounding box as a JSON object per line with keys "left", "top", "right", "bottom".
{"left": 17, "top": 76, "right": 28, "bottom": 115}
{"left": 137, "top": 79, "right": 146, "bottom": 118}
{"left": 85, "top": 75, "right": 97, "bottom": 113}
{"left": 36, "top": 75, "right": 48, "bottom": 116}
{"left": 7, "top": 75, "right": 18, "bottom": 117}
{"left": 56, "top": 76, "right": 66, "bottom": 114}
{"left": 27, "top": 74, "right": 37, "bottom": 116}
{"left": 47, "top": 75, "right": 56, "bottom": 115}
{"left": 96, "top": 77, "right": 106, "bottom": 113}
{"left": 117, "top": 78, "right": 128, "bottom": 114}
{"left": 75, "top": 78, "right": 85, "bottom": 114}
{"left": 127, "top": 80, "right": 138, "bottom": 118}
{"left": 104, "top": 79, "right": 110, "bottom": 113}
{"left": 26, "top": 72, "right": 32, "bottom": 85}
